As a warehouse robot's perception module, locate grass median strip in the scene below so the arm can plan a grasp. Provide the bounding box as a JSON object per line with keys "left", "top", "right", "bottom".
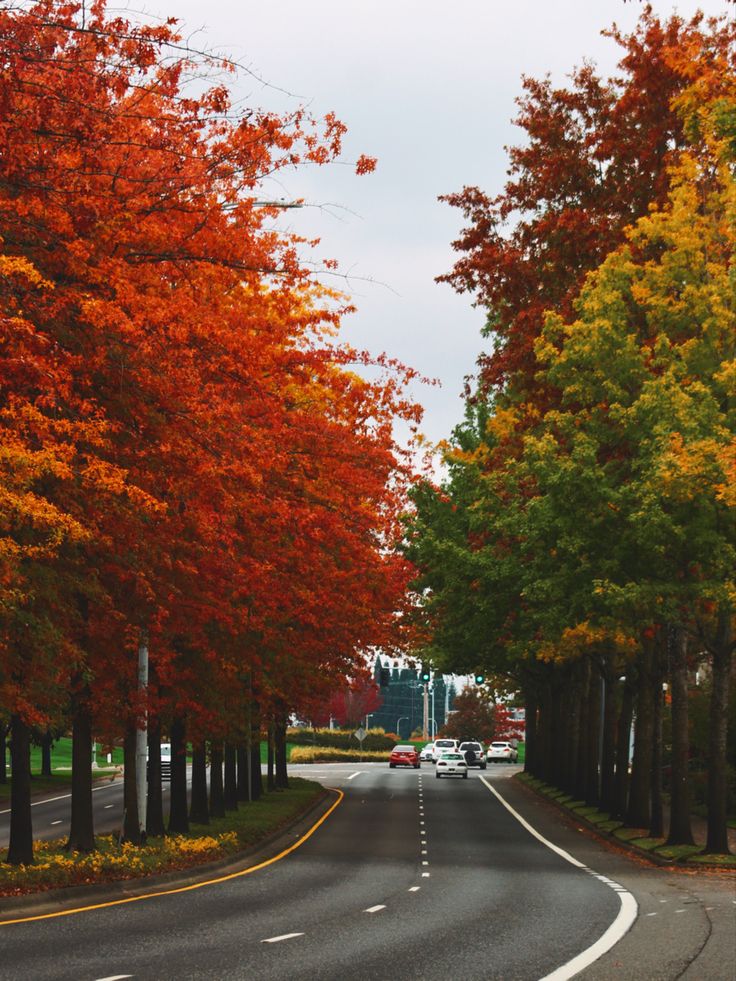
{"left": 0, "top": 778, "right": 325, "bottom": 897}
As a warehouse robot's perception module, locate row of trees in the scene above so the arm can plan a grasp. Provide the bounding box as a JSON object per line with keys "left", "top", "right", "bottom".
{"left": 1, "top": 2, "right": 416, "bottom": 862}
{"left": 406, "top": 8, "right": 735, "bottom": 853}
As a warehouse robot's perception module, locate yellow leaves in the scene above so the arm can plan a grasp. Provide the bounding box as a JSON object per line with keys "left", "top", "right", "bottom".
{"left": 0, "top": 254, "right": 53, "bottom": 292}
{"left": 536, "top": 622, "right": 638, "bottom": 663}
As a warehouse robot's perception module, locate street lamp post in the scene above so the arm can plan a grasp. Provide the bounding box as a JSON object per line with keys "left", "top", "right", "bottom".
{"left": 396, "top": 716, "right": 409, "bottom": 740}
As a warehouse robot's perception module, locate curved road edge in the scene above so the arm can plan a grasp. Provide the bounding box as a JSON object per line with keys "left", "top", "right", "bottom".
{"left": 479, "top": 775, "right": 638, "bottom": 981}
{"left": 0, "top": 786, "right": 343, "bottom": 927}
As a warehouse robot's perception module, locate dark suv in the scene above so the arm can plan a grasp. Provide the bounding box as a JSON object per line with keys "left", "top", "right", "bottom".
{"left": 459, "top": 741, "right": 487, "bottom": 770}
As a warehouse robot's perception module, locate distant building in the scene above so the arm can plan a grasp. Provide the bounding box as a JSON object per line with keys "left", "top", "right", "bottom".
{"left": 370, "top": 657, "right": 456, "bottom": 740}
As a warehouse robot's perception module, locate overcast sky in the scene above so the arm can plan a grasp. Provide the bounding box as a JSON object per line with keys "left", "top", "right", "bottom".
{"left": 148, "top": 0, "right": 732, "bottom": 450}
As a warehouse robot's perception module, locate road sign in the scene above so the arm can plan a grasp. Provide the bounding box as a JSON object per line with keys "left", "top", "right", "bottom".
{"left": 353, "top": 727, "right": 367, "bottom": 743}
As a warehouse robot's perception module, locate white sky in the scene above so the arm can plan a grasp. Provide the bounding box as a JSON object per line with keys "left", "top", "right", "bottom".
{"left": 146, "top": 0, "right": 732, "bottom": 449}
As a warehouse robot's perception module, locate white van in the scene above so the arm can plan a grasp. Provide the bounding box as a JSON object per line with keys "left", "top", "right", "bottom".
{"left": 431, "top": 738, "right": 459, "bottom": 762}
{"left": 146, "top": 742, "right": 172, "bottom": 781}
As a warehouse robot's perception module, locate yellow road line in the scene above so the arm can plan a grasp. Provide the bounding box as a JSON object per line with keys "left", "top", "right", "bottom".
{"left": 0, "top": 788, "right": 344, "bottom": 927}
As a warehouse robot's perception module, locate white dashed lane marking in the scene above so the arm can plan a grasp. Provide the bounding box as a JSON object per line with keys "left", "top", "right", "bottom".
{"left": 261, "top": 933, "right": 304, "bottom": 943}
{"left": 364, "top": 905, "right": 386, "bottom": 914}
{"left": 408, "top": 886, "right": 420, "bottom": 892}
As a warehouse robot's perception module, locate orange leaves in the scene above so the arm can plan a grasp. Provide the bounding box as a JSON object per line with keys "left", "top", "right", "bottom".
{"left": 0, "top": 1, "right": 415, "bottom": 735}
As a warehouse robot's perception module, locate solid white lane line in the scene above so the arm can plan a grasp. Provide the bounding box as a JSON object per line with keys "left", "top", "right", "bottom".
{"left": 408, "top": 887, "right": 420, "bottom": 892}
{"left": 261, "top": 933, "right": 304, "bottom": 943}
{"left": 478, "top": 776, "right": 637, "bottom": 981}
{"left": 347, "top": 772, "right": 362, "bottom": 780}
{"left": 364, "top": 905, "right": 386, "bottom": 913}
{"left": 0, "top": 781, "right": 122, "bottom": 815}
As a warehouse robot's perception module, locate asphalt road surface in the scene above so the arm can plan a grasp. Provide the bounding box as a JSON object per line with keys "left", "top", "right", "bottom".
{"left": 1, "top": 764, "right": 734, "bottom": 980}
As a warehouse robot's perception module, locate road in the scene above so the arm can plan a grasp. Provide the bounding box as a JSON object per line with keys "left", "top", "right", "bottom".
{"left": 0, "top": 764, "right": 734, "bottom": 980}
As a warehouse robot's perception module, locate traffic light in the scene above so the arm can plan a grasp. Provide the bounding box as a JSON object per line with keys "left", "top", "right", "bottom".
{"left": 474, "top": 672, "right": 485, "bottom": 685}
{"left": 420, "top": 664, "right": 431, "bottom": 683}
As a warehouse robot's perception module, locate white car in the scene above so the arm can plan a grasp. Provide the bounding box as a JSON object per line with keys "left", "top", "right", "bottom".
{"left": 419, "top": 742, "right": 435, "bottom": 762}
{"left": 431, "top": 738, "right": 459, "bottom": 762}
{"left": 487, "top": 741, "right": 518, "bottom": 764}
{"left": 435, "top": 751, "right": 468, "bottom": 779}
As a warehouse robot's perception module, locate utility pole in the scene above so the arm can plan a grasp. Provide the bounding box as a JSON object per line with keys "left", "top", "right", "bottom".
{"left": 135, "top": 628, "right": 149, "bottom": 836}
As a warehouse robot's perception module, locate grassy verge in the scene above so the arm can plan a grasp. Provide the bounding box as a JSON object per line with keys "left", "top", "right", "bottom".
{"left": 517, "top": 772, "right": 736, "bottom": 868}
{"left": 0, "top": 777, "right": 325, "bottom": 897}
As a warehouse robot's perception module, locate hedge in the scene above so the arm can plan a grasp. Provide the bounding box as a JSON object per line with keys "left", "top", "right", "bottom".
{"left": 286, "top": 727, "right": 395, "bottom": 752}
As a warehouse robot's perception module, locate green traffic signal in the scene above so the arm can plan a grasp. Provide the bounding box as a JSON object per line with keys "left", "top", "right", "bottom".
{"left": 420, "top": 664, "right": 431, "bottom": 683}
{"left": 474, "top": 673, "right": 485, "bottom": 684}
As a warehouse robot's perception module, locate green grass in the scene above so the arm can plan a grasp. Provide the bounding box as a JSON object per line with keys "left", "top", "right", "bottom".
{"left": 687, "top": 851, "right": 736, "bottom": 867}
{"left": 613, "top": 826, "right": 650, "bottom": 842}
{"left": 653, "top": 843, "right": 703, "bottom": 861}
{"left": 628, "top": 836, "right": 666, "bottom": 852}
{"left": 189, "top": 777, "right": 325, "bottom": 848}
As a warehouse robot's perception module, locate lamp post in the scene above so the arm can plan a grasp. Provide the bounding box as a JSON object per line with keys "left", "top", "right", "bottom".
{"left": 397, "top": 716, "right": 409, "bottom": 740}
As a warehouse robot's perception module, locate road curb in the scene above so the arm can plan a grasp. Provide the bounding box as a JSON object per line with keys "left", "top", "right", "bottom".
{"left": 514, "top": 775, "right": 735, "bottom": 874}
{"left": 0, "top": 785, "right": 335, "bottom": 921}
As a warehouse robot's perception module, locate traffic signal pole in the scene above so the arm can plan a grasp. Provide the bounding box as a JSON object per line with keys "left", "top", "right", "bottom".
{"left": 422, "top": 683, "right": 429, "bottom": 741}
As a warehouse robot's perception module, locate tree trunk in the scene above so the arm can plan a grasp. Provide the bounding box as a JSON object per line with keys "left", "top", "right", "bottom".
{"left": 224, "top": 742, "right": 238, "bottom": 810}
{"left": 627, "top": 653, "right": 655, "bottom": 828}
{"left": 122, "top": 724, "right": 141, "bottom": 844}
{"left": 584, "top": 663, "right": 601, "bottom": 807}
{"left": 67, "top": 687, "right": 96, "bottom": 853}
{"left": 41, "top": 730, "right": 53, "bottom": 778}
{"left": 7, "top": 714, "right": 33, "bottom": 865}
{"left": 666, "top": 625, "right": 694, "bottom": 845}
{"left": 565, "top": 671, "right": 581, "bottom": 797}
{"left": 537, "top": 684, "right": 554, "bottom": 785}
{"left": 267, "top": 721, "right": 275, "bottom": 791}
{"left": 575, "top": 660, "right": 591, "bottom": 802}
{"left": 275, "top": 714, "right": 289, "bottom": 790}
{"left": 250, "top": 705, "right": 262, "bottom": 802}
{"left": 189, "top": 741, "right": 209, "bottom": 825}
{"left": 600, "top": 660, "right": 618, "bottom": 814}
{"left": 650, "top": 657, "right": 665, "bottom": 840}
{"left": 146, "top": 719, "right": 166, "bottom": 837}
{"left": 705, "top": 608, "right": 733, "bottom": 854}
{"left": 236, "top": 742, "right": 249, "bottom": 802}
{"left": 523, "top": 689, "right": 538, "bottom": 777}
{"left": 168, "top": 715, "right": 189, "bottom": 833}
{"left": 612, "top": 674, "right": 635, "bottom": 820}
{"left": 0, "top": 723, "right": 7, "bottom": 784}
{"left": 209, "top": 741, "right": 225, "bottom": 818}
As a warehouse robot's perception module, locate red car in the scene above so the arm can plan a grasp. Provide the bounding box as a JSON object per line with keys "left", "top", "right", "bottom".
{"left": 389, "top": 744, "right": 420, "bottom": 769}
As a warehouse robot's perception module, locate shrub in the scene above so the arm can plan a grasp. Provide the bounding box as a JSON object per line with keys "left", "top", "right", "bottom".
{"left": 289, "top": 746, "right": 390, "bottom": 763}
{"left": 286, "top": 727, "right": 394, "bottom": 751}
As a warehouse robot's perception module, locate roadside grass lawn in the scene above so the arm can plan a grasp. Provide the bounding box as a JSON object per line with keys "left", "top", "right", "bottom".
{"left": 517, "top": 773, "right": 736, "bottom": 867}
{"left": 0, "top": 778, "right": 325, "bottom": 896}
